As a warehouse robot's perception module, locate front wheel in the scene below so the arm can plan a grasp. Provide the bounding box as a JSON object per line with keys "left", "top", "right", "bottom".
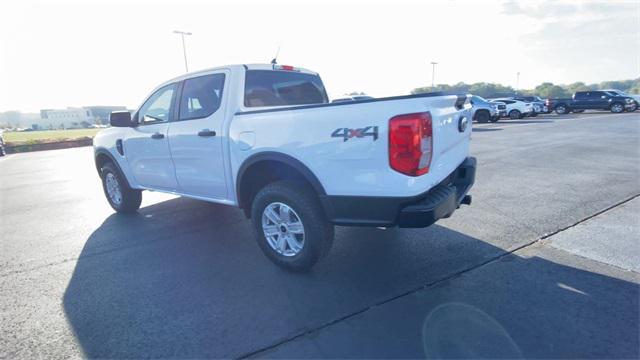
{"left": 251, "top": 180, "right": 334, "bottom": 271}
{"left": 475, "top": 111, "right": 490, "bottom": 123}
{"left": 100, "top": 162, "right": 142, "bottom": 213}
{"left": 610, "top": 103, "right": 624, "bottom": 113}
{"left": 509, "top": 110, "right": 521, "bottom": 120}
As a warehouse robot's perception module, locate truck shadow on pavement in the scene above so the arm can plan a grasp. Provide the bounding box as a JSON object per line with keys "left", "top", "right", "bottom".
{"left": 62, "top": 197, "right": 639, "bottom": 359}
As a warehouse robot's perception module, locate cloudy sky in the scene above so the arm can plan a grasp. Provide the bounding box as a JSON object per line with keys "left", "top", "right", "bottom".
{"left": 1, "top": 0, "right": 638, "bottom": 112}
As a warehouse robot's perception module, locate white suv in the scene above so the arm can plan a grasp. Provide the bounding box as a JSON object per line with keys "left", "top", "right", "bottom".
{"left": 490, "top": 98, "right": 534, "bottom": 119}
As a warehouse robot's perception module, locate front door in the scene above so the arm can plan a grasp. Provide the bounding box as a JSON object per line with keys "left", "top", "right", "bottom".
{"left": 124, "top": 83, "right": 179, "bottom": 190}
{"left": 168, "top": 71, "right": 228, "bottom": 199}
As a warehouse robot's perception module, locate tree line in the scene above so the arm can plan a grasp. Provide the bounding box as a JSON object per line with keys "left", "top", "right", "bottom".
{"left": 411, "top": 78, "right": 640, "bottom": 99}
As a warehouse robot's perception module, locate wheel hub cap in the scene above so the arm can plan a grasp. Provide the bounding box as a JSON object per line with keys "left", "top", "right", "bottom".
{"left": 262, "top": 202, "right": 305, "bottom": 257}
{"left": 105, "top": 173, "right": 122, "bottom": 206}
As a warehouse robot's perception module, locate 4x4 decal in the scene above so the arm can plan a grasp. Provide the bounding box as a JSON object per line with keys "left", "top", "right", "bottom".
{"left": 331, "top": 126, "right": 378, "bottom": 142}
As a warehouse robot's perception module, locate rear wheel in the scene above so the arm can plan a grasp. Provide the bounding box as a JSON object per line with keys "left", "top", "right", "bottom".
{"left": 509, "top": 110, "right": 521, "bottom": 120}
{"left": 555, "top": 105, "right": 569, "bottom": 115}
{"left": 611, "top": 102, "right": 624, "bottom": 113}
{"left": 251, "top": 180, "right": 334, "bottom": 271}
{"left": 475, "top": 110, "right": 490, "bottom": 123}
{"left": 100, "top": 162, "right": 142, "bottom": 213}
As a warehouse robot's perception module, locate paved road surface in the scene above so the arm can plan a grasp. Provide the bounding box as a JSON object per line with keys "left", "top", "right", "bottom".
{"left": 1, "top": 112, "right": 638, "bottom": 358}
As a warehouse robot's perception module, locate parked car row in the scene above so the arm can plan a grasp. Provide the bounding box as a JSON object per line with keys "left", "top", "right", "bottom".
{"left": 470, "top": 96, "right": 539, "bottom": 122}
{"left": 470, "top": 89, "right": 637, "bottom": 123}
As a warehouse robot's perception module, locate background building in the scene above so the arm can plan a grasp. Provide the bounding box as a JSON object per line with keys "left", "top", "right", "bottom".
{"left": 39, "top": 106, "right": 127, "bottom": 128}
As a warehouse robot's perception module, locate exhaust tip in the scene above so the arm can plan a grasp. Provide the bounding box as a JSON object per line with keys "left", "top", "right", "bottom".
{"left": 461, "top": 195, "right": 472, "bottom": 206}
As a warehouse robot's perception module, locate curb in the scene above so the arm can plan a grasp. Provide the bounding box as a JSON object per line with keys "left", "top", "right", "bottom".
{"left": 5, "top": 138, "right": 93, "bottom": 154}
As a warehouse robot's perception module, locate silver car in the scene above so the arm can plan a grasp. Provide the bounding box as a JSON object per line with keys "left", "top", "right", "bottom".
{"left": 470, "top": 95, "right": 505, "bottom": 122}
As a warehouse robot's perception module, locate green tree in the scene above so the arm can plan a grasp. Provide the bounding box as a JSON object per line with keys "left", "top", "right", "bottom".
{"left": 533, "top": 83, "right": 569, "bottom": 98}
{"left": 565, "top": 82, "right": 590, "bottom": 94}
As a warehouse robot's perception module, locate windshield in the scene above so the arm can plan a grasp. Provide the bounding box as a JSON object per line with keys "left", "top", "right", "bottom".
{"left": 244, "top": 70, "right": 329, "bottom": 107}
{"left": 471, "top": 95, "right": 488, "bottom": 105}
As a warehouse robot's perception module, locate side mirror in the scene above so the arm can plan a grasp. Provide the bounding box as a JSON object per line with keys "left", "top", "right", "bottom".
{"left": 110, "top": 111, "right": 134, "bottom": 127}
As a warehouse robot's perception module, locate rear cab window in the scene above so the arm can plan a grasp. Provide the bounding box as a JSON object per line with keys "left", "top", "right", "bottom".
{"left": 244, "top": 69, "right": 329, "bottom": 107}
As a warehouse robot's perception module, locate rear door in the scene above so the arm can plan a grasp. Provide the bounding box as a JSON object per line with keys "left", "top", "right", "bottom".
{"left": 573, "top": 92, "right": 589, "bottom": 109}
{"left": 590, "top": 91, "right": 609, "bottom": 109}
{"left": 168, "top": 71, "right": 229, "bottom": 199}
{"left": 124, "top": 83, "right": 179, "bottom": 190}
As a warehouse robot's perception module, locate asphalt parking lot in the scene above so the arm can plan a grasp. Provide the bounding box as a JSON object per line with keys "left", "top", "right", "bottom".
{"left": 1, "top": 112, "right": 638, "bottom": 358}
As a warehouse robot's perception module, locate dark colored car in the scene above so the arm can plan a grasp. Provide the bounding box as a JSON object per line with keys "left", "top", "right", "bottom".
{"left": 546, "top": 91, "right": 637, "bottom": 115}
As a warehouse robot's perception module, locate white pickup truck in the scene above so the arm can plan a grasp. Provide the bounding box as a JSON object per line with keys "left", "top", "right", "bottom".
{"left": 94, "top": 64, "right": 476, "bottom": 271}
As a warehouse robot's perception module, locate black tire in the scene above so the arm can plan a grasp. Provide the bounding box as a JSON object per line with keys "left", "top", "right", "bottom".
{"left": 530, "top": 112, "right": 538, "bottom": 117}
{"left": 251, "top": 180, "right": 334, "bottom": 272}
{"left": 100, "top": 162, "right": 142, "bottom": 213}
{"left": 509, "top": 110, "right": 521, "bottom": 120}
{"left": 627, "top": 103, "right": 638, "bottom": 112}
{"left": 475, "top": 110, "right": 490, "bottom": 123}
{"left": 610, "top": 102, "right": 624, "bottom": 113}
{"left": 555, "top": 105, "right": 569, "bottom": 115}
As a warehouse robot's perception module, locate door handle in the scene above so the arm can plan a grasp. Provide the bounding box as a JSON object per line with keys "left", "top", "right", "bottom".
{"left": 151, "top": 133, "right": 164, "bottom": 139}
{"left": 198, "top": 129, "right": 217, "bottom": 137}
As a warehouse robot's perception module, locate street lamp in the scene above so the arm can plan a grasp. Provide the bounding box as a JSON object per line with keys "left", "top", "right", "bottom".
{"left": 516, "top": 72, "right": 520, "bottom": 94}
{"left": 430, "top": 61, "right": 438, "bottom": 88}
{"left": 173, "top": 30, "right": 192, "bottom": 72}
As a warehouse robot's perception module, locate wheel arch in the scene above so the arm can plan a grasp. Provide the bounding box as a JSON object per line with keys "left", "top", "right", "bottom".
{"left": 94, "top": 148, "right": 133, "bottom": 188}
{"left": 236, "top": 152, "right": 326, "bottom": 217}
{"left": 473, "top": 109, "right": 490, "bottom": 121}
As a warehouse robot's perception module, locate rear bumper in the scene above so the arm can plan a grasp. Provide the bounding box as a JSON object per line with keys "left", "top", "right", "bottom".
{"left": 320, "top": 157, "right": 476, "bottom": 228}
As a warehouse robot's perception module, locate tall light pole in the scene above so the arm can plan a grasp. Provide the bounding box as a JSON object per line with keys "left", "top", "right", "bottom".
{"left": 516, "top": 71, "right": 520, "bottom": 94}
{"left": 173, "top": 30, "right": 192, "bottom": 72}
{"left": 430, "top": 61, "right": 438, "bottom": 88}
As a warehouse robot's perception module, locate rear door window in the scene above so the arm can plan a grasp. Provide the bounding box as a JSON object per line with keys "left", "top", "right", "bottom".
{"left": 179, "top": 74, "right": 226, "bottom": 120}
{"left": 244, "top": 70, "right": 329, "bottom": 107}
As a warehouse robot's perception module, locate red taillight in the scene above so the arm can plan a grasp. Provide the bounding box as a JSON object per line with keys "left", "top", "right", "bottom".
{"left": 389, "top": 112, "right": 432, "bottom": 176}
{"left": 280, "top": 65, "right": 294, "bottom": 71}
